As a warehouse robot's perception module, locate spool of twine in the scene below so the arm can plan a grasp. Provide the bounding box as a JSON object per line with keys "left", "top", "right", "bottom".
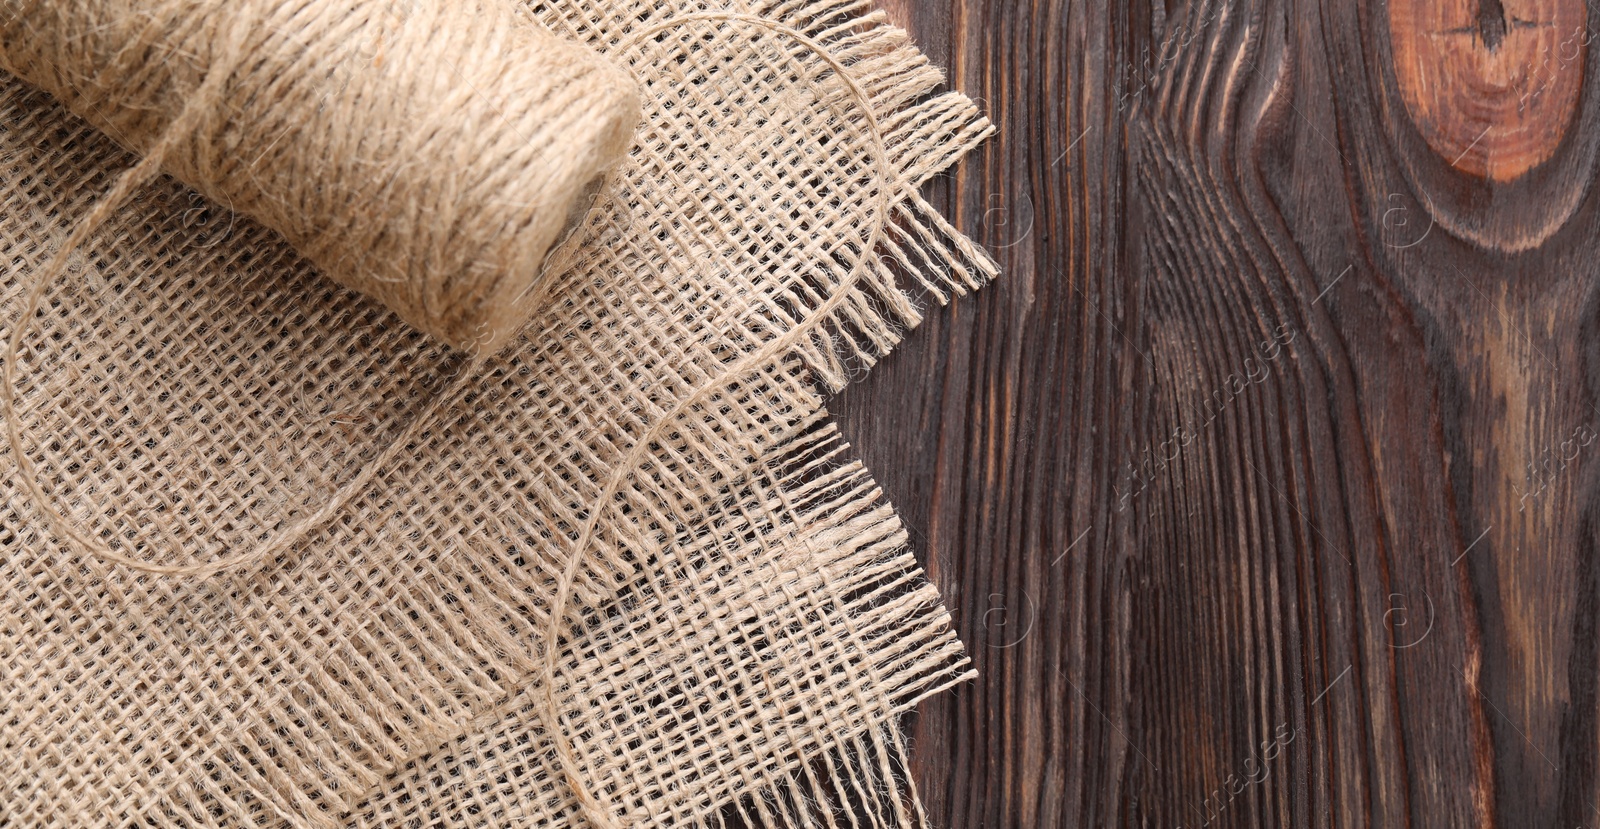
{"left": 0, "top": 0, "right": 638, "bottom": 578}
{"left": 0, "top": 0, "right": 640, "bottom": 352}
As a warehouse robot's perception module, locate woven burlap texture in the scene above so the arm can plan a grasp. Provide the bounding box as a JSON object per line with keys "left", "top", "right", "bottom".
{"left": 0, "top": 0, "right": 995, "bottom": 826}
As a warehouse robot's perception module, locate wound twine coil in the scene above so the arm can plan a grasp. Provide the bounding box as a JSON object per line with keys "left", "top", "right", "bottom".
{"left": 0, "top": 0, "right": 639, "bottom": 577}
{"left": 0, "top": 0, "right": 640, "bottom": 353}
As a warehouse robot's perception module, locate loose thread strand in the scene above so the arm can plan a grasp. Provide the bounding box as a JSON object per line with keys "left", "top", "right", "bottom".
{"left": 536, "top": 13, "right": 899, "bottom": 827}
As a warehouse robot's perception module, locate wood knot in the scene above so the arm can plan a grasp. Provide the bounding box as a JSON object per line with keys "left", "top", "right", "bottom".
{"left": 1389, "top": 0, "right": 1586, "bottom": 182}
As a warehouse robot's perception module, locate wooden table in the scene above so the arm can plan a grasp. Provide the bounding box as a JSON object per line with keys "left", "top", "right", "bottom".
{"left": 837, "top": 1, "right": 1600, "bottom": 826}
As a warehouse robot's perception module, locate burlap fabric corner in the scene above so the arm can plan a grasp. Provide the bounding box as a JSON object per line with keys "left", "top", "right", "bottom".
{"left": 0, "top": 0, "right": 995, "bottom": 826}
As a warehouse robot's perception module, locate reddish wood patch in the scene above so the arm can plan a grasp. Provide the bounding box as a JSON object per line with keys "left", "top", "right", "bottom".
{"left": 1389, "top": 0, "right": 1586, "bottom": 181}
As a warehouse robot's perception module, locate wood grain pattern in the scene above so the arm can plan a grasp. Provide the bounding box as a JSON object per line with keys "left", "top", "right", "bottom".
{"left": 835, "top": 0, "right": 1600, "bottom": 825}
{"left": 1389, "top": 0, "right": 1585, "bottom": 181}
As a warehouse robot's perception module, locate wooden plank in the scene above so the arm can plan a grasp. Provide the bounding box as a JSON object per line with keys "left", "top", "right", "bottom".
{"left": 838, "top": 1, "right": 1143, "bottom": 825}
{"left": 838, "top": 0, "right": 1600, "bottom": 825}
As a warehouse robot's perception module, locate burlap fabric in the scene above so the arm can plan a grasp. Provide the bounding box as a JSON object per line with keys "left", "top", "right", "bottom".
{"left": 0, "top": 0, "right": 995, "bottom": 826}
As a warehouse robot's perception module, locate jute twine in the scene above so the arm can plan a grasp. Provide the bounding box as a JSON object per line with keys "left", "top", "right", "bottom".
{"left": 535, "top": 14, "right": 898, "bottom": 826}
{"left": 0, "top": 0, "right": 639, "bottom": 352}
{"left": 0, "top": 0, "right": 996, "bottom": 825}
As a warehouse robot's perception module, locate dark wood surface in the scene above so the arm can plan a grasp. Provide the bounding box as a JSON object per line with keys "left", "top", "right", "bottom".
{"left": 833, "top": 1, "right": 1600, "bottom": 826}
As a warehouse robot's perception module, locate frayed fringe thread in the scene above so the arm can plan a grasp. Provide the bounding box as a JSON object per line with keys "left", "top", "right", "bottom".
{"left": 350, "top": 422, "right": 975, "bottom": 828}
{"left": 748, "top": 1, "right": 999, "bottom": 391}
